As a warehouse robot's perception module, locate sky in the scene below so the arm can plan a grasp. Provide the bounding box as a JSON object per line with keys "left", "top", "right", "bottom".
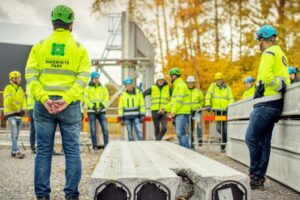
{"left": 0, "top": 0, "right": 123, "bottom": 84}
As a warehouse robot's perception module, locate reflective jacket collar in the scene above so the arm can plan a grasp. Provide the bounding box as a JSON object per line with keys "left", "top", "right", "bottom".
{"left": 173, "top": 77, "right": 183, "bottom": 87}
{"left": 53, "top": 28, "right": 71, "bottom": 36}
{"left": 126, "top": 87, "right": 137, "bottom": 95}
{"left": 9, "top": 81, "right": 20, "bottom": 90}
{"left": 156, "top": 81, "right": 168, "bottom": 89}
{"left": 88, "top": 81, "right": 100, "bottom": 87}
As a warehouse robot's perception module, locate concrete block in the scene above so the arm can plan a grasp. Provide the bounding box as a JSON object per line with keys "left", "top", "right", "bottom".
{"left": 282, "top": 82, "right": 300, "bottom": 116}
{"left": 89, "top": 141, "right": 250, "bottom": 200}
{"left": 227, "top": 120, "right": 300, "bottom": 192}
{"left": 228, "top": 82, "right": 300, "bottom": 120}
{"left": 228, "top": 120, "right": 300, "bottom": 154}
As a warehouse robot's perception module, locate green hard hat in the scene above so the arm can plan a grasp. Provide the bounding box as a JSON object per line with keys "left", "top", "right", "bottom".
{"left": 51, "top": 5, "right": 74, "bottom": 24}
{"left": 168, "top": 67, "right": 181, "bottom": 76}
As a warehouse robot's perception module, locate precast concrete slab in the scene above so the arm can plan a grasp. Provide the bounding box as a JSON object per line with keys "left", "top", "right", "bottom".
{"left": 228, "top": 120, "right": 300, "bottom": 154}
{"left": 89, "top": 141, "right": 250, "bottom": 200}
{"left": 228, "top": 82, "right": 300, "bottom": 120}
{"left": 227, "top": 120, "right": 300, "bottom": 192}
{"left": 282, "top": 82, "right": 300, "bottom": 116}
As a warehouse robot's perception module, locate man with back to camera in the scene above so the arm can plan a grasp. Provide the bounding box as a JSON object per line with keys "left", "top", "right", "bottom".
{"left": 25, "top": 5, "right": 91, "bottom": 200}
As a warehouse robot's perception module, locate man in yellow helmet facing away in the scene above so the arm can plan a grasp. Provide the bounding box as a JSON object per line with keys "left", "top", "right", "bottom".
{"left": 245, "top": 25, "right": 290, "bottom": 190}
{"left": 205, "top": 72, "right": 234, "bottom": 152}
{"left": 242, "top": 76, "right": 255, "bottom": 100}
{"left": 25, "top": 5, "right": 91, "bottom": 200}
{"left": 3, "top": 71, "right": 26, "bottom": 159}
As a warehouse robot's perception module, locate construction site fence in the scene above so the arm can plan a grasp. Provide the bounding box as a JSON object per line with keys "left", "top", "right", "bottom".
{"left": 0, "top": 107, "right": 227, "bottom": 146}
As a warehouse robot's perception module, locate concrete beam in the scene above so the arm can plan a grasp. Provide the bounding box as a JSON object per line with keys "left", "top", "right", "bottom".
{"left": 227, "top": 120, "right": 300, "bottom": 192}
{"left": 228, "top": 82, "right": 300, "bottom": 120}
{"left": 89, "top": 141, "right": 249, "bottom": 200}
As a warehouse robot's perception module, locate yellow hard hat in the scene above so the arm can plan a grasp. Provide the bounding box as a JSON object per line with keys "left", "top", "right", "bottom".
{"left": 214, "top": 72, "right": 223, "bottom": 80}
{"left": 9, "top": 71, "right": 21, "bottom": 79}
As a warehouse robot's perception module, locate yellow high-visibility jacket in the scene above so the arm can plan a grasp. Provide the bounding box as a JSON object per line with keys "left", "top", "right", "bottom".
{"left": 143, "top": 83, "right": 171, "bottom": 111}
{"left": 257, "top": 45, "right": 290, "bottom": 97}
{"left": 25, "top": 28, "right": 91, "bottom": 104}
{"left": 118, "top": 88, "right": 145, "bottom": 119}
{"left": 84, "top": 83, "right": 109, "bottom": 113}
{"left": 205, "top": 83, "right": 234, "bottom": 111}
{"left": 164, "top": 77, "right": 191, "bottom": 115}
{"left": 3, "top": 82, "right": 27, "bottom": 117}
{"left": 26, "top": 84, "right": 35, "bottom": 110}
{"left": 242, "top": 85, "right": 255, "bottom": 100}
{"left": 188, "top": 88, "right": 204, "bottom": 112}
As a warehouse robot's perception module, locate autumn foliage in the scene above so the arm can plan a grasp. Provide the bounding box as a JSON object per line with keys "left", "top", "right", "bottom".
{"left": 93, "top": 0, "right": 300, "bottom": 100}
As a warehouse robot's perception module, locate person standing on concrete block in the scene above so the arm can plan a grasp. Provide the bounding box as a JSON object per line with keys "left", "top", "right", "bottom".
{"left": 3, "top": 71, "right": 26, "bottom": 159}
{"left": 84, "top": 71, "right": 109, "bottom": 149}
{"left": 245, "top": 25, "right": 290, "bottom": 190}
{"left": 205, "top": 72, "right": 234, "bottom": 153}
{"left": 119, "top": 77, "right": 145, "bottom": 141}
{"left": 288, "top": 66, "right": 300, "bottom": 84}
{"left": 143, "top": 72, "right": 171, "bottom": 140}
{"left": 242, "top": 76, "right": 256, "bottom": 100}
{"left": 26, "top": 84, "right": 36, "bottom": 154}
{"left": 186, "top": 75, "right": 204, "bottom": 147}
{"left": 25, "top": 5, "right": 91, "bottom": 200}
{"left": 160, "top": 67, "right": 191, "bottom": 148}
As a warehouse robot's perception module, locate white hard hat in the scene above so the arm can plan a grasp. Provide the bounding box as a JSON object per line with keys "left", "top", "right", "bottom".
{"left": 186, "top": 75, "right": 196, "bottom": 82}
{"left": 156, "top": 72, "right": 165, "bottom": 80}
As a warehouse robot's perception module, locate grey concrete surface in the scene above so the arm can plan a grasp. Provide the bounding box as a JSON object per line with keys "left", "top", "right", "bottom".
{"left": 227, "top": 120, "right": 300, "bottom": 192}
{"left": 89, "top": 141, "right": 250, "bottom": 200}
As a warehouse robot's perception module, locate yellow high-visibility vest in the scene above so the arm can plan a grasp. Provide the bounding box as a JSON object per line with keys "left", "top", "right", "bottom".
{"left": 25, "top": 28, "right": 91, "bottom": 104}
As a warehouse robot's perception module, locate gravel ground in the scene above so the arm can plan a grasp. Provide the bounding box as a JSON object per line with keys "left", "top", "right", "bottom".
{"left": 196, "top": 145, "right": 300, "bottom": 200}
{"left": 0, "top": 147, "right": 100, "bottom": 200}
{"left": 0, "top": 144, "right": 300, "bottom": 200}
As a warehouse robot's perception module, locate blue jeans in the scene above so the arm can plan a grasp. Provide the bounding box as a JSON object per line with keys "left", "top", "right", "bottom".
{"left": 125, "top": 118, "right": 143, "bottom": 141}
{"left": 34, "top": 99, "right": 82, "bottom": 198}
{"left": 8, "top": 116, "right": 22, "bottom": 152}
{"left": 245, "top": 106, "right": 281, "bottom": 179}
{"left": 88, "top": 113, "right": 109, "bottom": 148}
{"left": 29, "top": 109, "right": 36, "bottom": 149}
{"left": 191, "top": 113, "right": 202, "bottom": 145}
{"left": 175, "top": 114, "right": 190, "bottom": 148}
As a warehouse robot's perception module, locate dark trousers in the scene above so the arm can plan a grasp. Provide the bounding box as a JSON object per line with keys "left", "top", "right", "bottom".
{"left": 29, "top": 109, "right": 36, "bottom": 149}
{"left": 245, "top": 106, "right": 281, "bottom": 179}
{"left": 215, "top": 110, "right": 227, "bottom": 150}
{"left": 151, "top": 111, "right": 168, "bottom": 140}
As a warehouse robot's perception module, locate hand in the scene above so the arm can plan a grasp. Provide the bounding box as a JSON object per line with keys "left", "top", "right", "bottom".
{"left": 140, "top": 117, "right": 144, "bottom": 123}
{"left": 52, "top": 99, "right": 68, "bottom": 114}
{"left": 120, "top": 120, "right": 125, "bottom": 126}
{"left": 44, "top": 99, "right": 55, "bottom": 114}
{"left": 159, "top": 108, "right": 165, "bottom": 113}
{"left": 278, "top": 80, "right": 286, "bottom": 93}
{"left": 92, "top": 103, "right": 97, "bottom": 112}
{"left": 205, "top": 106, "right": 211, "bottom": 112}
{"left": 170, "top": 112, "right": 175, "bottom": 118}
{"left": 19, "top": 110, "right": 25, "bottom": 116}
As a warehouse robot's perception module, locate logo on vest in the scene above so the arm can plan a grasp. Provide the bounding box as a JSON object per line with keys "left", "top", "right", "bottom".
{"left": 51, "top": 43, "right": 65, "bottom": 56}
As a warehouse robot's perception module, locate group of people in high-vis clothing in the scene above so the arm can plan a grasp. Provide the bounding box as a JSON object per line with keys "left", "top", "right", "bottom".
{"left": 1, "top": 2, "right": 299, "bottom": 197}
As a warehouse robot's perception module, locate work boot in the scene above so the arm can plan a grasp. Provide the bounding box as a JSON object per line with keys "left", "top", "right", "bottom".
{"left": 66, "top": 196, "right": 79, "bottom": 200}
{"left": 250, "top": 176, "right": 265, "bottom": 190}
{"left": 198, "top": 140, "right": 203, "bottom": 146}
{"left": 220, "top": 145, "right": 226, "bottom": 153}
{"left": 11, "top": 151, "right": 25, "bottom": 159}
{"left": 37, "top": 197, "right": 50, "bottom": 200}
{"left": 31, "top": 147, "right": 37, "bottom": 154}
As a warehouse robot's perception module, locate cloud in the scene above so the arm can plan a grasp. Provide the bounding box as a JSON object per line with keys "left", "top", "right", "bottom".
{"left": 0, "top": 0, "right": 116, "bottom": 58}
